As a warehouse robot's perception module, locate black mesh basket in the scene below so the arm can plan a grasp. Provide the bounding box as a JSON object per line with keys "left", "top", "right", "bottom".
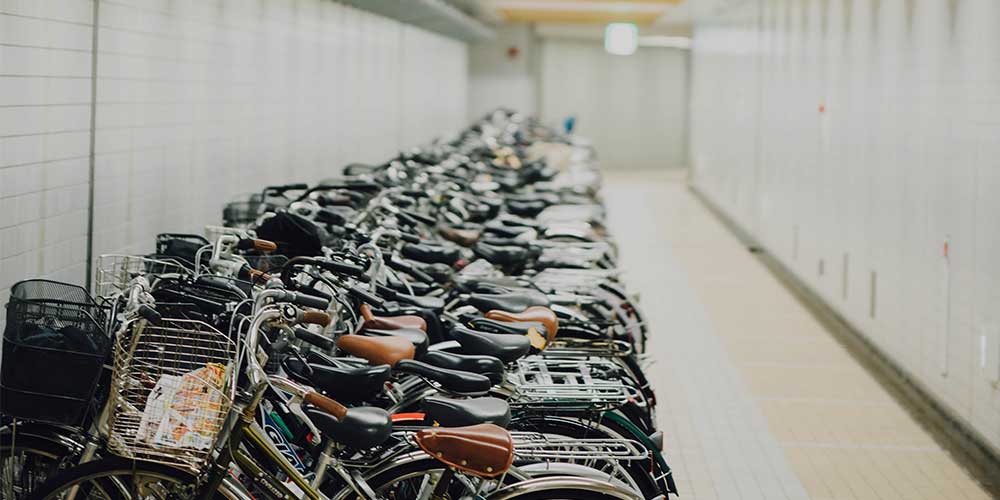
{"left": 1, "top": 280, "right": 110, "bottom": 425}
{"left": 223, "top": 199, "right": 263, "bottom": 227}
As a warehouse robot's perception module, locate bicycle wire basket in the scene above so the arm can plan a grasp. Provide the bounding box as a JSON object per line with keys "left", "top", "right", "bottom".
{"left": 1, "top": 280, "right": 110, "bottom": 425}
{"left": 107, "top": 318, "right": 237, "bottom": 471}
{"left": 96, "top": 255, "right": 193, "bottom": 298}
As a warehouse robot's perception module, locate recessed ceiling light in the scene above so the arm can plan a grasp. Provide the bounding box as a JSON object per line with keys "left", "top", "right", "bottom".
{"left": 605, "top": 23, "right": 638, "bottom": 56}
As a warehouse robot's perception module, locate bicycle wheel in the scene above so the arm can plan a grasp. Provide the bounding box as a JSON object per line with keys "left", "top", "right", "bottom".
{"left": 333, "top": 455, "right": 527, "bottom": 500}
{"left": 485, "top": 477, "right": 641, "bottom": 500}
{"left": 510, "top": 416, "right": 660, "bottom": 498}
{"left": 23, "top": 457, "right": 230, "bottom": 500}
{"left": 1, "top": 433, "right": 76, "bottom": 500}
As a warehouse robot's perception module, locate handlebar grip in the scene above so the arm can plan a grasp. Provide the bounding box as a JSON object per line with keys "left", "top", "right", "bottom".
{"left": 266, "top": 183, "right": 309, "bottom": 193}
{"left": 406, "top": 266, "right": 435, "bottom": 284}
{"left": 292, "top": 284, "right": 332, "bottom": 303}
{"left": 252, "top": 239, "right": 278, "bottom": 253}
{"left": 398, "top": 233, "right": 421, "bottom": 244}
{"left": 304, "top": 392, "right": 347, "bottom": 421}
{"left": 348, "top": 285, "right": 387, "bottom": 309}
{"left": 395, "top": 211, "right": 419, "bottom": 227}
{"left": 247, "top": 268, "right": 271, "bottom": 283}
{"left": 138, "top": 305, "right": 162, "bottom": 325}
{"left": 301, "top": 310, "right": 332, "bottom": 327}
{"left": 402, "top": 210, "right": 436, "bottom": 226}
{"left": 388, "top": 258, "right": 434, "bottom": 285}
{"left": 321, "top": 259, "right": 367, "bottom": 280}
{"left": 294, "top": 327, "right": 334, "bottom": 351}
{"left": 286, "top": 291, "right": 330, "bottom": 310}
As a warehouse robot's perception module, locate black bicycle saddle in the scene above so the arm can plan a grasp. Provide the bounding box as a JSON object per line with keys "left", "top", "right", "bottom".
{"left": 401, "top": 243, "right": 461, "bottom": 266}
{"left": 482, "top": 223, "right": 534, "bottom": 239}
{"left": 450, "top": 326, "right": 531, "bottom": 363}
{"left": 306, "top": 406, "right": 391, "bottom": 450}
{"left": 421, "top": 350, "right": 505, "bottom": 385}
{"left": 283, "top": 358, "right": 390, "bottom": 404}
{"left": 422, "top": 396, "right": 511, "bottom": 428}
{"left": 467, "top": 317, "right": 546, "bottom": 337}
{"left": 473, "top": 242, "right": 533, "bottom": 266}
{"left": 466, "top": 291, "right": 548, "bottom": 313}
{"left": 394, "top": 359, "right": 492, "bottom": 395}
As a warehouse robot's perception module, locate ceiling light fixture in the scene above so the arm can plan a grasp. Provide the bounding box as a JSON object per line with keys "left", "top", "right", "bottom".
{"left": 604, "top": 23, "right": 638, "bottom": 56}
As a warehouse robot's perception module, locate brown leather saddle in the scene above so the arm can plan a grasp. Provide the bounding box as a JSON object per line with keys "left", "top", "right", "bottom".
{"left": 485, "top": 306, "right": 559, "bottom": 344}
{"left": 336, "top": 335, "right": 415, "bottom": 367}
{"left": 414, "top": 423, "right": 514, "bottom": 478}
{"left": 439, "top": 227, "right": 482, "bottom": 247}
{"left": 360, "top": 304, "right": 427, "bottom": 332}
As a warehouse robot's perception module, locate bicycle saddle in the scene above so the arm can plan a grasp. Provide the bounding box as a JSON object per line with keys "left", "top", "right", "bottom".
{"left": 482, "top": 224, "right": 535, "bottom": 239}
{"left": 473, "top": 242, "right": 533, "bottom": 266}
{"left": 358, "top": 327, "right": 429, "bottom": 358}
{"left": 467, "top": 318, "right": 545, "bottom": 337}
{"left": 336, "top": 335, "right": 414, "bottom": 367}
{"left": 379, "top": 287, "right": 446, "bottom": 311}
{"left": 307, "top": 406, "right": 391, "bottom": 450}
{"left": 401, "top": 243, "right": 461, "bottom": 266}
{"left": 467, "top": 291, "right": 548, "bottom": 313}
{"left": 385, "top": 277, "right": 433, "bottom": 296}
{"left": 486, "top": 306, "right": 559, "bottom": 340}
{"left": 395, "top": 359, "right": 492, "bottom": 395}
{"left": 283, "top": 358, "right": 390, "bottom": 403}
{"left": 508, "top": 192, "right": 560, "bottom": 206}
{"left": 422, "top": 396, "right": 511, "bottom": 428}
{"left": 360, "top": 303, "right": 427, "bottom": 332}
{"left": 421, "top": 350, "right": 505, "bottom": 385}
{"left": 439, "top": 227, "right": 481, "bottom": 247}
{"left": 451, "top": 326, "right": 531, "bottom": 363}
{"left": 463, "top": 318, "right": 548, "bottom": 350}
{"left": 506, "top": 199, "right": 548, "bottom": 217}
{"left": 414, "top": 424, "right": 514, "bottom": 478}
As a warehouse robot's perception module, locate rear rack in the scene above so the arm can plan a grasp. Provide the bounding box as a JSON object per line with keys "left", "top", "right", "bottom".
{"left": 507, "top": 357, "right": 637, "bottom": 410}
{"left": 543, "top": 338, "right": 633, "bottom": 358}
{"left": 511, "top": 432, "right": 649, "bottom": 462}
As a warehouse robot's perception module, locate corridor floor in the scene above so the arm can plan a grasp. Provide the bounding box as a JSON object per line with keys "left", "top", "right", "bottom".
{"left": 604, "top": 172, "right": 992, "bottom": 500}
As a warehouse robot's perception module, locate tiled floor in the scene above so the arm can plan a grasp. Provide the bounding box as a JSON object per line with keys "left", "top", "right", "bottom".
{"left": 604, "top": 171, "right": 992, "bottom": 500}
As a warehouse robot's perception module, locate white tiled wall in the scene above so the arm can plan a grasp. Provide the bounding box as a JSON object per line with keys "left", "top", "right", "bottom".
{"left": 539, "top": 40, "right": 689, "bottom": 170}
{"left": 91, "top": 0, "right": 468, "bottom": 258}
{"left": 689, "top": 0, "right": 1000, "bottom": 453}
{"left": 0, "top": 0, "right": 95, "bottom": 317}
{"left": 0, "top": 0, "right": 468, "bottom": 316}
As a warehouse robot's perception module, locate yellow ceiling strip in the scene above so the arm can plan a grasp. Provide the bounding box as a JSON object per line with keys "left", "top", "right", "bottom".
{"left": 499, "top": 8, "right": 663, "bottom": 24}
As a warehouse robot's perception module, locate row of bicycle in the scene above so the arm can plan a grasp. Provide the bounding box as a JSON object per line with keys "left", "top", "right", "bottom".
{"left": 1, "top": 109, "right": 677, "bottom": 499}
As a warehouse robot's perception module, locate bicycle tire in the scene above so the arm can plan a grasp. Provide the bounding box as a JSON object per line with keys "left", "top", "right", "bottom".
{"left": 23, "top": 456, "right": 232, "bottom": 500}
{"left": 510, "top": 416, "right": 661, "bottom": 499}
{"left": 330, "top": 454, "right": 526, "bottom": 500}
{"left": 1, "top": 433, "right": 76, "bottom": 500}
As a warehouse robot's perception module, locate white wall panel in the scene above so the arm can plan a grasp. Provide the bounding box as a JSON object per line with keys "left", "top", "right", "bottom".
{"left": 540, "top": 39, "right": 688, "bottom": 170}
{"left": 0, "top": 0, "right": 94, "bottom": 322}
{"left": 467, "top": 24, "right": 539, "bottom": 119}
{"left": 690, "top": 0, "right": 1000, "bottom": 451}
{"left": 0, "top": 0, "right": 468, "bottom": 320}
